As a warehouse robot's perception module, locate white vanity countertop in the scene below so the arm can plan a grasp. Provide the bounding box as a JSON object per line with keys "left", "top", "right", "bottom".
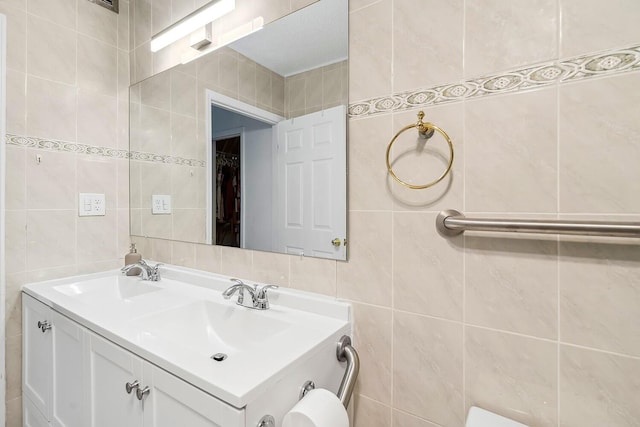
{"left": 23, "top": 264, "right": 351, "bottom": 408}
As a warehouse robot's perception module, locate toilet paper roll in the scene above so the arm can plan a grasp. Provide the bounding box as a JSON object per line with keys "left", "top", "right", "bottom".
{"left": 282, "top": 388, "right": 349, "bottom": 427}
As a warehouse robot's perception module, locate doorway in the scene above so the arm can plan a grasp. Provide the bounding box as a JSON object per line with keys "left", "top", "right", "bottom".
{"left": 214, "top": 136, "right": 241, "bottom": 248}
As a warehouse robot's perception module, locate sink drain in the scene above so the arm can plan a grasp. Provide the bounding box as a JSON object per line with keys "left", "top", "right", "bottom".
{"left": 211, "top": 353, "right": 227, "bottom": 362}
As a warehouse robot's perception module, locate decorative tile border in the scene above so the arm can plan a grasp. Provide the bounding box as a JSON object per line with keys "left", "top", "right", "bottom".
{"left": 6, "top": 134, "right": 205, "bottom": 167}
{"left": 348, "top": 44, "right": 640, "bottom": 118}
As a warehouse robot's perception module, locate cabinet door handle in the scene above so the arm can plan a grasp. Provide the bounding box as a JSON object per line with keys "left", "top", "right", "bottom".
{"left": 37, "top": 320, "right": 51, "bottom": 333}
{"left": 125, "top": 380, "right": 139, "bottom": 394}
{"left": 136, "top": 386, "right": 150, "bottom": 401}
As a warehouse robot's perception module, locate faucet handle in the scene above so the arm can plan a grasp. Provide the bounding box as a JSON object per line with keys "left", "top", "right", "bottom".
{"left": 256, "top": 284, "right": 279, "bottom": 299}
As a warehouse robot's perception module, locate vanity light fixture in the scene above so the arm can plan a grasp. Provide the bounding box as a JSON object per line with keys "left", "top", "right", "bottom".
{"left": 181, "top": 16, "right": 264, "bottom": 64}
{"left": 150, "top": 0, "right": 235, "bottom": 53}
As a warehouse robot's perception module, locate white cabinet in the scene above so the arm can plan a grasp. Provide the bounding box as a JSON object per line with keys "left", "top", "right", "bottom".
{"left": 24, "top": 302, "right": 245, "bottom": 427}
{"left": 85, "top": 332, "right": 244, "bottom": 427}
{"left": 23, "top": 294, "right": 86, "bottom": 427}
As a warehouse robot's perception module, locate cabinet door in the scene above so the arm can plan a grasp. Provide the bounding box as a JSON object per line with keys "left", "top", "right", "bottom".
{"left": 51, "top": 311, "right": 86, "bottom": 427}
{"left": 85, "top": 332, "right": 143, "bottom": 427}
{"left": 24, "top": 395, "right": 49, "bottom": 427}
{"left": 142, "top": 363, "right": 244, "bottom": 427}
{"left": 23, "top": 294, "right": 53, "bottom": 420}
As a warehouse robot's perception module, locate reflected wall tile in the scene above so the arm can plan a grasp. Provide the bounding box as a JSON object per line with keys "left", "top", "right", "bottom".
{"left": 78, "top": 0, "right": 117, "bottom": 46}
{"left": 171, "top": 165, "right": 201, "bottom": 209}
{"left": 465, "top": 234, "right": 558, "bottom": 339}
{"left": 139, "top": 162, "right": 172, "bottom": 208}
{"left": 559, "top": 240, "right": 640, "bottom": 356}
{"left": 559, "top": 74, "right": 640, "bottom": 213}
{"left": 286, "top": 78, "right": 305, "bottom": 114}
{"left": 289, "top": 256, "right": 336, "bottom": 297}
{"left": 353, "top": 395, "right": 391, "bottom": 427}
{"left": 393, "top": 410, "right": 440, "bottom": 427}
{"left": 77, "top": 156, "right": 117, "bottom": 210}
{"left": 393, "top": 212, "right": 463, "bottom": 321}
{"left": 337, "top": 211, "right": 392, "bottom": 306}
{"left": 219, "top": 246, "right": 253, "bottom": 279}
{"left": 171, "top": 0, "right": 194, "bottom": 23}
{"left": 195, "top": 244, "right": 221, "bottom": 273}
{"left": 352, "top": 303, "right": 391, "bottom": 404}
{"left": 139, "top": 105, "right": 171, "bottom": 155}
{"left": 27, "top": 0, "right": 75, "bottom": 29}
{"left": 393, "top": 312, "right": 463, "bottom": 426}
{"left": 141, "top": 70, "right": 171, "bottom": 110}
{"left": 171, "top": 71, "right": 197, "bottom": 117}
{"left": 238, "top": 55, "right": 257, "bottom": 104}
{"left": 252, "top": 251, "right": 289, "bottom": 286}
{"left": 347, "top": 115, "right": 393, "bottom": 211}
{"left": 77, "top": 260, "right": 120, "bottom": 274}
{"left": 219, "top": 51, "right": 239, "bottom": 98}
{"left": 348, "top": 0, "right": 391, "bottom": 101}
{"left": 561, "top": 0, "right": 640, "bottom": 57}
{"left": 171, "top": 241, "right": 196, "bottom": 268}
{"left": 5, "top": 211, "right": 26, "bottom": 274}
{"left": 465, "top": 87, "right": 557, "bottom": 213}
{"left": 26, "top": 149, "right": 76, "bottom": 210}
{"left": 172, "top": 209, "right": 206, "bottom": 243}
{"left": 150, "top": 238, "right": 172, "bottom": 263}
{"left": 272, "top": 73, "right": 284, "bottom": 115}
{"left": 6, "top": 68, "right": 26, "bottom": 135}
{"left": 464, "top": 0, "right": 557, "bottom": 78}
{"left": 559, "top": 345, "right": 640, "bottom": 427}
{"left": 170, "top": 114, "right": 198, "bottom": 158}
{"left": 77, "top": 214, "right": 118, "bottom": 264}
{"left": 78, "top": 35, "right": 118, "bottom": 97}
{"left": 390, "top": 104, "right": 464, "bottom": 211}
{"left": 256, "top": 65, "right": 272, "bottom": 109}
{"left": 26, "top": 210, "right": 77, "bottom": 270}
{"left": 77, "top": 92, "right": 118, "bottom": 148}
{"left": 465, "top": 327, "right": 558, "bottom": 426}
{"left": 134, "top": 43, "right": 152, "bottom": 83}
{"left": 393, "top": 0, "right": 463, "bottom": 91}
{"left": 1, "top": 4, "right": 26, "bottom": 72}
{"left": 140, "top": 211, "right": 173, "bottom": 240}
{"left": 304, "top": 69, "right": 322, "bottom": 109}
{"left": 6, "top": 145, "right": 25, "bottom": 210}
{"left": 322, "top": 66, "right": 342, "bottom": 107}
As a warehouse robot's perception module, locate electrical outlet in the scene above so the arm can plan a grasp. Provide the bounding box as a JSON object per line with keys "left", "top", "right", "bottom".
{"left": 152, "top": 195, "right": 172, "bottom": 214}
{"left": 79, "top": 193, "right": 106, "bottom": 216}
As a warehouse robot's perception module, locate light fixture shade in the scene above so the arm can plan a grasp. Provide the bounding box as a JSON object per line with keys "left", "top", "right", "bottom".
{"left": 150, "top": 0, "right": 235, "bottom": 53}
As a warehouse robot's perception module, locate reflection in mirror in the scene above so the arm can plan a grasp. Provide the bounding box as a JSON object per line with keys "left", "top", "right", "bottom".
{"left": 130, "top": 0, "right": 348, "bottom": 260}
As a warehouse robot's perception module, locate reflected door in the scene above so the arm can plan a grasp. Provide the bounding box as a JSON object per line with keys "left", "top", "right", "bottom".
{"left": 275, "top": 105, "right": 346, "bottom": 259}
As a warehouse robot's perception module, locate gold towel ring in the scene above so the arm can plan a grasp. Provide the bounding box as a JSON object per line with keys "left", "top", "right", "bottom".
{"left": 385, "top": 111, "right": 454, "bottom": 190}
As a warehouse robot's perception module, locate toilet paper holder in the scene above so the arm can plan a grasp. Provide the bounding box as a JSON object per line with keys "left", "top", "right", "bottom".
{"left": 300, "top": 335, "right": 360, "bottom": 408}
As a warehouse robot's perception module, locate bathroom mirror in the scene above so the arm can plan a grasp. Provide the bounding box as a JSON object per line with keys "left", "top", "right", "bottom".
{"left": 129, "top": 0, "right": 348, "bottom": 260}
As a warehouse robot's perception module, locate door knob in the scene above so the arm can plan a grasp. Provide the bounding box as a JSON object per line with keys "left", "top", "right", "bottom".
{"left": 331, "top": 238, "right": 342, "bottom": 247}
{"left": 136, "top": 386, "right": 150, "bottom": 401}
{"left": 37, "top": 320, "right": 51, "bottom": 333}
{"left": 125, "top": 380, "right": 139, "bottom": 394}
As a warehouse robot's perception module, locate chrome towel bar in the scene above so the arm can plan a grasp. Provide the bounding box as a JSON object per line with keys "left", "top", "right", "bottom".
{"left": 436, "top": 209, "right": 640, "bottom": 238}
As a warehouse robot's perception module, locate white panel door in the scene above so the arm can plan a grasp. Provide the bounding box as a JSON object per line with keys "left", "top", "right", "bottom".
{"left": 24, "top": 396, "right": 49, "bottom": 427}
{"left": 142, "top": 363, "right": 244, "bottom": 427}
{"left": 51, "top": 311, "right": 85, "bottom": 427}
{"left": 22, "top": 294, "right": 52, "bottom": 420}
{"left": 85, "top": 333, "right": 143, "bottom": 427}
{"left": 275, "top": 105, "right": 347, "bottom": 259}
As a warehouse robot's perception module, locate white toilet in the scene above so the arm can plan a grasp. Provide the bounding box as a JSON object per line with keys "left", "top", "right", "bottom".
{"left": 465, "top": 407, "right": 528, "bottom": 427}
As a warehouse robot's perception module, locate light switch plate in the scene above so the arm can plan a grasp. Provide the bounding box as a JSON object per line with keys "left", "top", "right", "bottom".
{"left": 152, "top": 195, "right": 172, "bottom": 214}
{"left": 79, "top": 193, "right": 106, "bottom": 216}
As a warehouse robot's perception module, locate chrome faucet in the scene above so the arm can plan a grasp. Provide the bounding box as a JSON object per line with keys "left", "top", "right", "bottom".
{"left": 222, "top": 278, "right": 278, "bottom": 310}
{"left": 121, "top": 260, "right": 163, "bottom": 281}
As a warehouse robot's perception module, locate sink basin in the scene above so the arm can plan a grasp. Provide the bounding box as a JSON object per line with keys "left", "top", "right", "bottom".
{"left": 54, "top": 276, "right": 162, "bottom": 304}
{"left": 133, "top": 300, "right": 291, "bottom": 355}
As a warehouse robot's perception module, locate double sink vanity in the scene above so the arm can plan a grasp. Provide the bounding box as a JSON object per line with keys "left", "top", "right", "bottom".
{"left": 22, "top": 264, "right": 352, "bottom": 427}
